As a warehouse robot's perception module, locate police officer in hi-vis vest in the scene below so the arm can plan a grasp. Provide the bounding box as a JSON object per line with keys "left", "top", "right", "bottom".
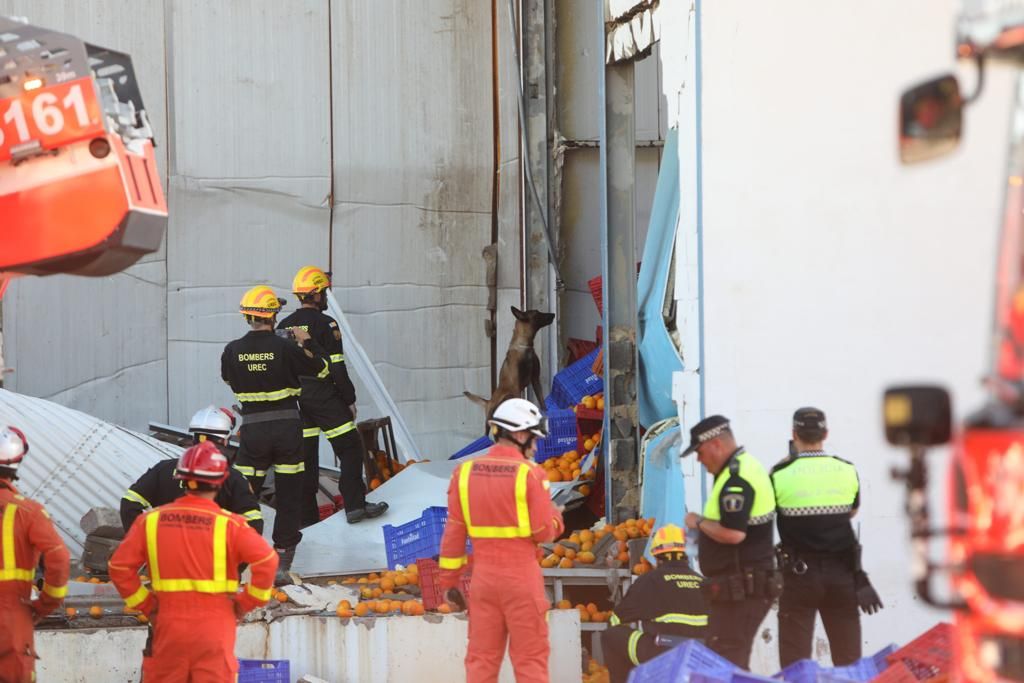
{"left": 771, "top": 407, "right": 882, "bottom": 668}
{"left": 683, "top": 415, "right": 781, "bottom": 669}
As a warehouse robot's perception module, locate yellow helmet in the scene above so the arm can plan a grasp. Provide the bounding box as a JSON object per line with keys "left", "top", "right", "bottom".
{"left": 239, "top": 285, "right": 285, "bottom": 319}
{"left": 650, "top": 524, "right": 687, "bottom": 557}
{"left": 293, "top": 266, "right": 330, "bottom": 295}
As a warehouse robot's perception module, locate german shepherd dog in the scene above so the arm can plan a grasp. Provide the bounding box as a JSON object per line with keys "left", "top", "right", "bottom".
{"left": 464, "top": 306, "right": 555, "bottom": 423}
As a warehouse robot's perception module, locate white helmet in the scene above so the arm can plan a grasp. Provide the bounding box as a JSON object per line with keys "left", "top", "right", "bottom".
{"left": 188, "top": 406, "right": 236, "bottom": 440}
{"left": 488, "top": 398, "right": 549, "bottom": 438}
{"left": 0, "top": 426, "right": 28, "bottom": 473}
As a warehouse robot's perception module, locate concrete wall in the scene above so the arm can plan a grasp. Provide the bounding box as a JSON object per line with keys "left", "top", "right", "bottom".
{"left": 35, "top": 611, "right": 582, "bottom": 683}
{"left": 0, "top": 0, "right": 523, "bottom": 460}
{"left": 665, "top": 0, "right": 1011, "bottom": 672}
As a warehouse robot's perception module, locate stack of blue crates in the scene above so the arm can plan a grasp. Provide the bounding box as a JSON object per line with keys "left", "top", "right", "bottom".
{"left": 535, "top": 408, "right": 579, "bottom": 463}
{"left": 549, "top": 347, "right": 603, "bottom": 408}
{"left": 773, "top": 644, "right": 899, "bottom": 683}
{"left": 238, "top": 660, "right": 289, "bottom": 683}
{"left": 627, "top": 641, "right": 737, "bottom": 683}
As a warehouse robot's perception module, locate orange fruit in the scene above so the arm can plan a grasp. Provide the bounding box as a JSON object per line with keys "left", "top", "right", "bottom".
{"left": 354, "top": 602, "right": 371, "bottom": 617}
{"left": 374, "top": 601, "right": 390, "bottom": 614}
{"left": 613, "top": 529, "right": 628, "bottom": 541}
{"left": 579, "top": 609, "right": 591, "bottom": 623}
{"left": 75, "top": 575, "right": 87, "bottom": 583}
{"left": 371, "top": 588, "right": 383, "bottom": 598}
{"left": 275, "top": 591, "right": 288, "bottom": 603}
{"left": 580, "top": 485, "right": 591, "bottom": 496}
{"left": 137, "top": 614, "right": 149, "bottom": 624}
{"left": 388, "top": 599, "right": 403, "bottom": 612}
{"left": 394, "top": 575, "right": 408, "bottom": 587}
{"left": 597, "top": 397, "right": 605, "bottom": 410}
{"left": 360, "top": 587, "right": 374, "bottom": 599}
{"left": 633, "top": 562, "right": 649, "bottom": 575}
{"left": 565, "top": 548, "right": 577, "bottom": 560}
{"left": 438, "top": 603, "right": 452, "bottom": 614}
{"left": 380, "top": 577, "right": 395, "bottom": 591}
{"left": 337, "top": 607, "right": 354, "bottom": 618}
{"left": 411, "top": 601, "right": 425, "bottom": 616}
{"left": 558, "top": 557, "right": 574, "bottom": 569}
{"left": 338, "top": 599, "right": 353, "bottom": 611}
{"left": 369, "top": 478, "right": 382, "bottom": 490}
{"left": 406, "top": 573, "right": 420, "bottom": 586}
{"left": 577, "top": 551, "right": 596, "bottom": 565}
{"left": 89, "top": 605, "right": 103, "bottom": 618}
{"left": 580, "top": 541, "right": 593, "bottom": 552}
{"left": 401, "top": 600, "right": 415, "bottom": 616}
{"left": 89, "top": 577, "right": 102, "bottom": 584}
{"left": 556, "top": 599, "right": 572, "bottom": 609}
{"left": 547, "top": 470, "right": 562, "bottom": 482}
{"left": 65, "top": 607, "right": 77, "bottom": 617}
{"left": 552, "top": 545, "right": 567, "bottom": 558}
{"left": 540, "top": 554, "right": 558, "bottom": 568}
{"left": 586, "top": 602, "right": 599, "bottom": 615}
{"left": 617, "top": 551, "right": 630, "bottom": 563}
{"left": 356, "top": 577, "right": 367, "bottom": 584}
{"left": 583, "top": 438, "right": 595, "bottom": 452}
{"left": 579, "top": 530, "right": 594, "bottom": 543}
{"left": 626, "top": 526, "right": 641, "bottom": 539}
{"left": 569, "top": 533, "right": 581, "bottom": 545}
{"left": 368, "top": 572, "right": 380, "bottom": 580}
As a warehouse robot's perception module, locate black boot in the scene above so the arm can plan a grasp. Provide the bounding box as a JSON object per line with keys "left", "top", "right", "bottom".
{"left": 274, "top": 546, "right": 296, "bottom": 585}
{"left": 346, "top": 501, "right": 388, "bottom": 524}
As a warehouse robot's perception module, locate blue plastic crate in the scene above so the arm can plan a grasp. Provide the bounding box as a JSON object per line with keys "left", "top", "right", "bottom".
{"left": 544, "top": 395, "right": 559, "bottom": 413}
{"left": 550, "top": 347, "right": 603, "bottom": 409}
{"left": 382, "top": 506, "right": 470, "bottom": 569}
{"left": 535, "top": 408, "right": 579, "bottom": 463}
{"left": 238, "top": 659, "right": 289, "bottom": 683}
{"left": 449, "top": 435, "right": 492, "bottom": 460}
{"left": 732, "top": 674, "right": 778, "bottom": 683}
{"left": 689, "top": 673, "right": 731, "bottom": 683}
{"left": 627, "top": 640, "right": 736, "bottom": 683}
{"left": 819, "top": 644, "right": 900, "bottom": 682}
{"left": 773, "top": 659, "right": 821, "bottom": 683}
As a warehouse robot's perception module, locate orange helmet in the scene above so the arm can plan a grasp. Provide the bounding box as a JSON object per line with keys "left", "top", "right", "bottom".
{"left": 239, "top": 285, "right": 285, "bottom": 319}
{"left": 292, "top": 266, "right": 330, "bottom": 296}
{"left": 174, "top": 442, "right": 230, "bottom": 487}
{"left": 650, "top": 524, "right": 687, "bottom": 557}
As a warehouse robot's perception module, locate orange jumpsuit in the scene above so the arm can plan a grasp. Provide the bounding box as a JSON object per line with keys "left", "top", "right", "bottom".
{"left": 0, "top": 478, "right": 70, "bottom": 683}
{"left": 109, "top": 494, "right": 278, "bottom": 683}
{"left": 439, "top": 445, "right": 565, "bottom": 683}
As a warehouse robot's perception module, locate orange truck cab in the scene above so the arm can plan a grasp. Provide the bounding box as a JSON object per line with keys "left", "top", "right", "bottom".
{"left": 889, "top": 4, "right": 1024, "bottom": 681}
{"left": 0, "top": 16, "right": 166, "bottom": 291}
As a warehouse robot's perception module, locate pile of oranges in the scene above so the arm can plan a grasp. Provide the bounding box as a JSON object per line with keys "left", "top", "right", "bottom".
{"left": 578, "top": 392, "right": 605, "bottom": 412}
{"left": 541, "top": 450, "right": 596, "bottom": 484}
{"left": 555, "top": 600, "right": 612, "bottom": 623}
{"left": 336, "top": 597, "right": 428, "bottom": 618}
{"left": 539, "top": 518, "right": 656, "bottom": 575}
{"left": 583, "top": 659, "right": 610, "bottom": 683}
{"left": 339, "top": 565, "right": 421, "bottom": 599}
{"left": 333, "top": 564, "right": 462, "bottom": 618}
{"left": 368, "top": 453, "right": 428, "bottom": 490}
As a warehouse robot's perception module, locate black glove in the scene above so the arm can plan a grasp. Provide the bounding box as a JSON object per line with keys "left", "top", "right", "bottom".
{"left": 445, "top": 588, "right": 467, "bottom": 612}
{"left": 854, "top": 570, "right": 883, "bottom": 615}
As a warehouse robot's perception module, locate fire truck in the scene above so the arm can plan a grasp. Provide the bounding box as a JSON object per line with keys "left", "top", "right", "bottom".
{"left": 888, "top": 2, "right": 1024, "bottom": 680}
{"left": 0, "top": 16, "right": 166, "bottom": 298}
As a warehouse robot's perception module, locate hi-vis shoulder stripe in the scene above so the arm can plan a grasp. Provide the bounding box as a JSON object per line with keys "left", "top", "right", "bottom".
{"left": 330, "top": 354, "right": 345, "bottom": 364}
{"left": 234, "top": 388, "right": 300, "bottom": 402}
{"left": 316, "top": 360, "right": 330, "bottom": 379}
{"left": 122, "top": 489, "right": 152, "bottom": 508}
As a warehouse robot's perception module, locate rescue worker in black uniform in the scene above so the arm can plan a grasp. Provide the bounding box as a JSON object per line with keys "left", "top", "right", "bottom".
{"left": 772, "top": 407, "right": 882, "bottom": 668}
{"left": 120, "top": 405, "right": 263, "bottom": 534}
{"left": 683, "top": 415, "right": 782, "bottom": 669}
{"left": 601, "top": 524, "right": 708, "bottom": 683}
{"left": 277, "top": 266, "right": 388, "bottom": 525}
{"left": 222, "top": 285, "right": 328, "bottom": 582}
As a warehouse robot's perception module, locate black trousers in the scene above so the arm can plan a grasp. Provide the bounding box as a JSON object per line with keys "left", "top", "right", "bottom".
{"left": 298, "top": 382, "right": 366, "bottom": 525}
{"left": 778, "top": 557, "right": 861, "bottom": 667}
{"left": 235, "top": 418, "right": 303, "bottom": 550}
{"left": 601, "top": 625, "right": 661, "bottom": 683}
{"left": 707, "top": 597, "right": 772, "bottom": 669}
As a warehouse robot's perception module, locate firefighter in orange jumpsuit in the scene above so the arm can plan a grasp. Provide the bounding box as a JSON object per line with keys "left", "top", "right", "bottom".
{"left": 0, "top": 426, "right": 70, "bottom": 683}
{"left": 109, "top": 441, "right": 279, "bottom": 683}
{"left": 439, "top": 398, "right": 565, "bottom": 683}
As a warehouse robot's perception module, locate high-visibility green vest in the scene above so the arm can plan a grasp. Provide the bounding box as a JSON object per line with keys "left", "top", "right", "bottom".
{"left": 703, "top": 450, "right": 776, "bottom": 525}
{"left": 771, "top": 453, "right": 859, "bottom": 516}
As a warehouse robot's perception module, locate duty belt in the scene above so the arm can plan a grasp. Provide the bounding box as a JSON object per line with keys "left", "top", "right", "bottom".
{"left": 702, "top": 567, "right": 783, "bottom": 602}
{"left": 241, "top": 409, "right": 300, "bottom": 425}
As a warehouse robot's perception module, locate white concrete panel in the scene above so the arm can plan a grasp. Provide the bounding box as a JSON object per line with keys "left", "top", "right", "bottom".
{"left": 5, "top": 260, "right": 168, "bottom": 430}
{"left": 696, "top": 0, "right": 1009, "bottom": 668}
{"left": 167, "top": 0, "right": 330, "bottom": 179}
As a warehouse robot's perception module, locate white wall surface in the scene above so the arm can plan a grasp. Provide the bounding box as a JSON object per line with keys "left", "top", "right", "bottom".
{"left": 665, "top": 0, "right": 1011, "bottom": 671}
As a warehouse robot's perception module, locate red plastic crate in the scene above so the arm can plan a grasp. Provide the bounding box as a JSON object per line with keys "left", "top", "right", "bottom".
{"left": 886, "top": 623, "right": 953, "bottom": 678}
{"left": 567, "top": 338, "right": 599, "bottom": 365}
{"left": 318, "top": 495, "right": 344, "bottom": 521}
{"left": 417, "top": 557, "right": 472, "bottom": 611}
{"left": 872, "top": 662, "right": 920, "bottom": 683}
{"left": 588, "top": 264, "right": 641, "bottom": 315}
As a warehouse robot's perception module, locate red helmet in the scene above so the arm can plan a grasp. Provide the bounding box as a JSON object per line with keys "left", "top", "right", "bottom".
{"left": 0, "top": 426, "right": 28, "bottom": 472}
{"left": 174, "top": 442, "right": 230, "bottom": 486}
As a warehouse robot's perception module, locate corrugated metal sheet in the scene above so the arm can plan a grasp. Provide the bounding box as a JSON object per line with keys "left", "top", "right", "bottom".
{"left": 0, "top": 389, "right": 179, "bottom": 555}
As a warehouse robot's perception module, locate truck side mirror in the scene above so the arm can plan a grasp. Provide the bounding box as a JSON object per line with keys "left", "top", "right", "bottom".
{"left": 899, "top": 74, "right": 963, "bottom": 164}
{"left": 884, "top": 386, "right": 952, "bottom": 446}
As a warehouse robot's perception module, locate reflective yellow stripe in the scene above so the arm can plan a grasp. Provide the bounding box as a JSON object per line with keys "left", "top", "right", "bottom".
{"left": 247, "top": 583, "right": 273, "bottom": 601}
{"left": 609, "top": 613, "right": 621, "bottom": 626}
{"left": 145, "top": 512, "right": 161, "bottom": 585}
{"left": 123, "top": 585, "right": 150, "bottom": 608}
{"left": 234, "top": 388, "right": 301, "bottom": 402}
{"left": 303, "top": 427, "right": 321, "bottom": 438}
{"left": 243, "top": 509, "right": 263, "bottom": 521}
{"left": 628, "top": 630, "right": 643, "bottom": 665}
{"left": 234, "top": 465, "right": 265, "bottom": 478}
{"left": 122, "top": 489, "right": 152, "bottom": 508}
{"left": 330, "top": 354, "right": 344, "bottom": 363}
{"left": 42, "top": 582, "right": 68, "bottom": 599}
{"left": 0, "top": 568, "right": 33, "bottom": 581}
{"left": 323, "top": 421, "right": 356, "bottom": 439}
{"left": 654, "top": 613, "right": 708, "bottom": 627}
{"left": 459, "top": 463, "right": 532, "bottom": 539}
{"left": 273, "top": 462, "right": 305, "bottom": 475}
{"left": 2, "top": 504, "right": 17, "bottom": 574}
{"left": 439, "top": 555, "right": 467, "bottom": 570}
{"left": 316, "top": 360, "right": 330, "bottom": 379}
{"left": 213, "top": 515, "right": 228, "bottom": 586}
{"left": 153, "top": 579, "right": 240, "bottom": 593}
